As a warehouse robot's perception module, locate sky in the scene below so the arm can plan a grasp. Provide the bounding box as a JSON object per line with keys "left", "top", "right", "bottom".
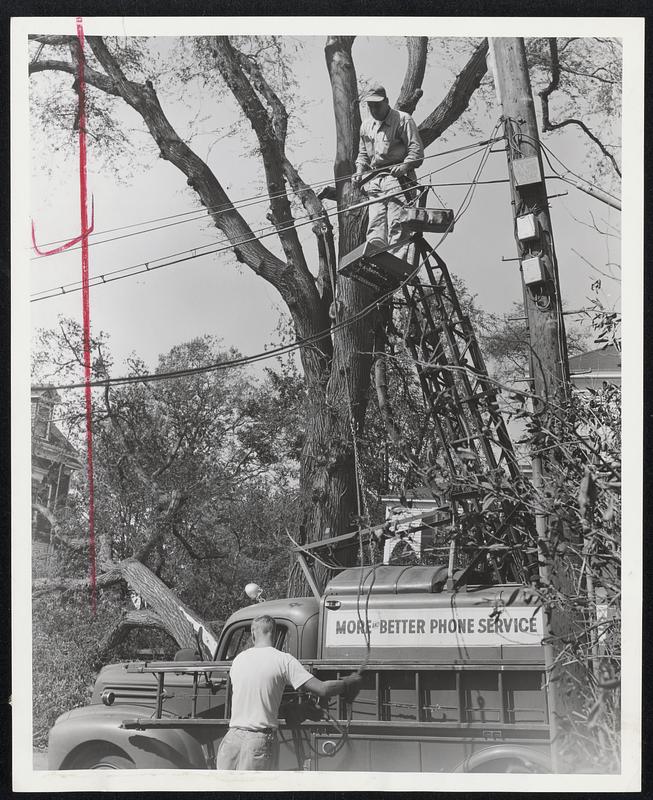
{"left": 27, "top": 33, "right": 622, "bottom": 380}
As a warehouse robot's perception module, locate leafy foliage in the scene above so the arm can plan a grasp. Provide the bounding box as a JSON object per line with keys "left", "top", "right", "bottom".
{"left": 32, "top": 592, "right": 112, "bottom": 748}
{"left": 32, "top": 324, "right": 305, "bottom": 745}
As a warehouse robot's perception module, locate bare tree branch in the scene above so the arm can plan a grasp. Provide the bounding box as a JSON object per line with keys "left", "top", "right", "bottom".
{"left": 85, "top": 37, "right": 297, "bottom": 286}
{"left": 33, "top": 566, "right": 123, "bottom": 597}
{"left": 229, "top": 41, "right": 337, "bottom": 309}
{"left": 170, "top": 524, "right": 226, "bottom": 561}
{"left": 396, "top": 37, "right": 427, "bottom": 114}
{"left": 209, "top": 36, "right": 311, "bottom": 280}
{"left": 236, "top": 50, "right": 288, "bottom": 145}
{"left": 538, "top": 38, "right": 622, "bottom": 178}
{"left": 29, "top": 58, "right": 118, "bottom": 95}
{"left": 418, "top": 38, "right": 489, "bottom": 149}
{"left": 29, "top": 34, "right": 77, "bottom": 46}
{"left": 559, "top": 65, "right": 618, "bottom": 85}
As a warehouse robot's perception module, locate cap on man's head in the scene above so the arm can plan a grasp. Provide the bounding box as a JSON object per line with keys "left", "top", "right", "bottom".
{"left": 365, "top": 84, "right": 387, "bottom": 102}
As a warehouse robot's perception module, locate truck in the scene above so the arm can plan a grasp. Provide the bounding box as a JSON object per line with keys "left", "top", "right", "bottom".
{"left": 47, "top": 559, "right": 552, "bottom": 773}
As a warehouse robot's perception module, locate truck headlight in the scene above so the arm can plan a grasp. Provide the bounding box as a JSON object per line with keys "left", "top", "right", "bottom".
{"left": 101, "top": 689, "right": 116, "bottom": 706}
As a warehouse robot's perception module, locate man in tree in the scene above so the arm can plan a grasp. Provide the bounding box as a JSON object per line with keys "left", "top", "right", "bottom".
{"left": 216, "top": 615, "right": 361, "bottom": 770}
{"left": 352, "top": 84, "right": 424, "bottom": 257}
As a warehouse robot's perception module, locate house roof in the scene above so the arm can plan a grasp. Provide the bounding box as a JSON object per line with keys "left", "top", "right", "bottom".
{"left": 33, "top": 430, "right": 83, "bottom": 471}
{"left": 48, "top": 423, "right": 82, "bottom": 462}
{"left": 568, "top": 344, "right": 621, "bottom": 375}
{"left": 381, "top": 486, "right": 442, "bottom": 504}
{"left": 32, "top": 386, "right": 62, "bottom": 404}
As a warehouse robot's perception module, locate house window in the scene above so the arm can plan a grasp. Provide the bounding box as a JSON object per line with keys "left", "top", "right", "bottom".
{"left": 32, "top": 401, "right": 52, "bottom": 440}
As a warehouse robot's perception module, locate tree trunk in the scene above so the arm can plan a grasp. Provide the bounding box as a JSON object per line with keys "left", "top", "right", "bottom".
{"left": 313, "top": 37, "right": 378, "bottom": 549}
{"left": 119, "top": 558, "right": 219, "bottom": 655}
{"left": 98, "top": 608, "right": 172, "bottom": 658}
{"left": 34, "top": 557, "right": 220, "bottom": 656}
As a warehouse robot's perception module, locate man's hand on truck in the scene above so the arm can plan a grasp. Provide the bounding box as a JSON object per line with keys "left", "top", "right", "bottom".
{"left": 341, "top": 671, "right": 363, "bottom": 704}
{"left": 303, "top": 670, "right": 363, "bottom": 704}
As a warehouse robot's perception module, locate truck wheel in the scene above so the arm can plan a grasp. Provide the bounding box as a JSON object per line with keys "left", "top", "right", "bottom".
{"left": 89, "top": 754, "right": 135, "bottom": 770}
{"left": 67, "top": 748, "right": 135, "bottom": 770}
{"left": 470, "top": 757, "right": 545, "bottom": 773}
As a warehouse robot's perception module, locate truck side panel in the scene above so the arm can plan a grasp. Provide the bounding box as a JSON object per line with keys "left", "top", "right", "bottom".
{"left": 48, "top": 704, "right": 221, "bottom": 770}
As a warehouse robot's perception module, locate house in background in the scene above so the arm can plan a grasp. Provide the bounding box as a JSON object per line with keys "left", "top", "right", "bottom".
{"left": 568, "top": 343, "right": 621, "bottom": 390}
{"left": 31, "top": 387, "right": 82, "bottom": 575}
{"left": 510, "top": 343, "right": 621, "bottom": 476}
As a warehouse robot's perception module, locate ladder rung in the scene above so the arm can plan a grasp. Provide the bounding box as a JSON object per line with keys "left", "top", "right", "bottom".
{"left": 450, "top": 435, "right": 483, "bottom": 446}
{"left": 412, "top": 281, "right": 444, "bottom": 291}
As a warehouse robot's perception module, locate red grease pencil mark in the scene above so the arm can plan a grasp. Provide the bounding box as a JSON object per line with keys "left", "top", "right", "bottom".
{"left": 31, "top": 197, "right": 95, "bottom": 256}
{"left": 76, "top": 17, "right": 97, "bottom": 613}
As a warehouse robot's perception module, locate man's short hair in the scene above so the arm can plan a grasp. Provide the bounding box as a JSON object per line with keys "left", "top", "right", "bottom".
{"left": 251, "top": 615, "right": 276, "bottom": 637}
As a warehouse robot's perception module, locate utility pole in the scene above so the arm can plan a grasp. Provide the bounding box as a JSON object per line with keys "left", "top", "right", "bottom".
{"left": 489, "top": 38, "right": 574, "bottom": 772}
{"left": 489, "top": 38, "right": 570, "bottom": 406}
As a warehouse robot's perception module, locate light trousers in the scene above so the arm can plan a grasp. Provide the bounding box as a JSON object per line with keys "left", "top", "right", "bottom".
{"left": 216, "top": 727, "right": 280, "bottom": 771}
{"left": 364, "top": 173, "right": 410, "bottom": 259}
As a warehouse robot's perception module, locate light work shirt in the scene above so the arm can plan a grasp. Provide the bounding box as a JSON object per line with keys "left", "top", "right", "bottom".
{"left": 228, "top": 646, "right": 313, "bottom": 731}
{"left": 356, "top": 107, "right": 424, "bottom": 174}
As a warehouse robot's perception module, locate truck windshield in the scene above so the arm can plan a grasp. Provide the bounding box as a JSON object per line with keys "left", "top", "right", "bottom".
{"left": 223, "top": 624, "right": 288, "bottom": 660}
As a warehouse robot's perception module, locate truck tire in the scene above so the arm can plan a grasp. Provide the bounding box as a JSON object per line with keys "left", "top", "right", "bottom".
{"left": 89, "top": 754, "right": 135, "bottom": 770}
{"left": 469, "top": 757, "right": 549, "bottom": 773}
{"left": 456, "top": 746, "right": 552, "bottom": 774}
{"left": 67, "top": 746, "right": 135, "bottom": 770}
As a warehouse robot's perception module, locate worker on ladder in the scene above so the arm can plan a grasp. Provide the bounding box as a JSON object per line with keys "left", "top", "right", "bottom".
{"left": 353, "top": 84, "right": 424, "bottom": 261}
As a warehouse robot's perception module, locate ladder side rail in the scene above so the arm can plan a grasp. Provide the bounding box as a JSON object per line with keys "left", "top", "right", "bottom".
{"left": 421, "top": 249, "right": 522, "bottom": 479}
{"left": 428, "top": 280, "right": 529, "bottom": 572}
{"left": 409, "top": 293, "right": 480, "bottom": 456}
{"left": 452, "top": 314, "right": 523, "bottom": 481}
{"left": 401, "top": 251, "right": 470, "bottom": 467}
{"left": 400, "top": 243, "right": 505, "bottom": 490}
{"left": 400, "top": 286, "right": 461, "bottom": 479}
{"left": 416, "top": 244, "right": 530, "bottom": 580}
{"left": 405, "top": 284, "right": 471, "bottom": 432}
{"left": 417, "top": 250, "right": 500, "bottom": 472}
{"left": 467, "top": 346, "right": 524, "bottom": 479}
{"left": 403, "top": 304, "right": 479, "bottom": 468}
{"left": 404, "top": 250, "right": 475, "bottom": 436}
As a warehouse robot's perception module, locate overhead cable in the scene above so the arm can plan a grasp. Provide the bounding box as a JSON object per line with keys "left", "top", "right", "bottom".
{"left": 33, "top": 125, "right": 500, "bottom": 392}
{"left": 31, "top": 144, "right": 492, "bottom": 302}
{"left": 516, "top": 132, "right": 621, "bottom": 210}
{"left": 30, "top": 137, "right": 503, "bottom": 258}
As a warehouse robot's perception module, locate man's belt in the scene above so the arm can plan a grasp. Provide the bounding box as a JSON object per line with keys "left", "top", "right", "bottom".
{"left": 359, "top": 166, "right": 413, "bottom": 186}
{"left": 360, "top": 167, "right": 417, "bottom": 202}
{"left": 233, "top": 726, "right": 277, "bottom": 734}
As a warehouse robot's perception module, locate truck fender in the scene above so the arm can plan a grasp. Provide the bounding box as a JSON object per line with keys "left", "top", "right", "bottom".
{"left": 48, "top": 704, "right": 224, "bottom": 770}
{"left": 453, "top": 744, "right": 552, "bottom": 773}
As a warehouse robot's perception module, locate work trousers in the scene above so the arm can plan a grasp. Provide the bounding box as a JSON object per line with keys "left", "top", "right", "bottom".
{"left": 364, "top": 172, "right": 415, "bottom": 260}
{"left": 364, "top": 173, "right": 411, "bottom": 260}
{"left": 216, "top": 727, "right": 280, "bottom": 771}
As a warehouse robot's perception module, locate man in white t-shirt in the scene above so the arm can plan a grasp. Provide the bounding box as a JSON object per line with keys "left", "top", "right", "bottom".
{"left": 216, "top": 614, "right": 361, "bottom": 770}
